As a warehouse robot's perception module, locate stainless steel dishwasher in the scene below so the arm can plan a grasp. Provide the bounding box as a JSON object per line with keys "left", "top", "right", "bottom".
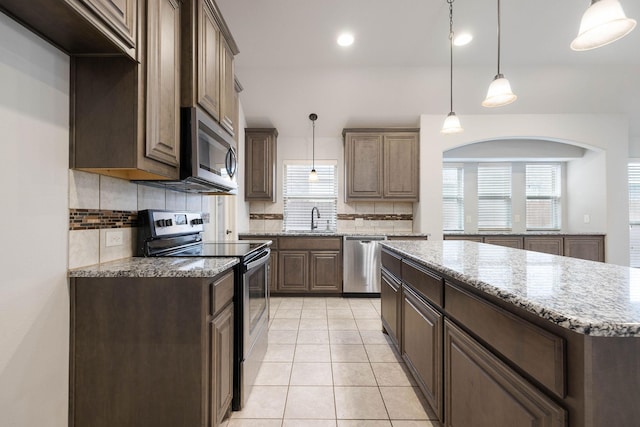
{"left": 343, "top": 235, "right": 387, "bottom": 295}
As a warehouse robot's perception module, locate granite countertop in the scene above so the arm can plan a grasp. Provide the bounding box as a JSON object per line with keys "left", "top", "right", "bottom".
{"left": 381, "top": 240, "right": 640, "bottom": 337}
{"left": 69, "top": 257, "right": 239, "bottom": 278}
{"left": 239, "top": 231, "right": 430, "bottom": 237}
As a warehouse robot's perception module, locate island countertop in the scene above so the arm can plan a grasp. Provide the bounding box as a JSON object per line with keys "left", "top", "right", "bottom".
{"left": 380, "top": 240, "right": 640, "bottom": 337}
{"left": 68, "top": 257, "right": 239, "bottom": 278}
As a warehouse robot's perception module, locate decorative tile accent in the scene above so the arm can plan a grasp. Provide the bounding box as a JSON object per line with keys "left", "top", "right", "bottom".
{"left": 69, "top": 209, "right": 137, "bottom": 230}
{"left": 338, "top": 213, "right": 413, "bottom": 221}
{"left": 250, "top": 213, "right": 284, "bottom": 220}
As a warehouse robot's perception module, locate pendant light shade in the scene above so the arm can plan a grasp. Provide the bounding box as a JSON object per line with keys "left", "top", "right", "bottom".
{"left": 441, "top": 0, "right": 463, "bottom": 134}
{"left": 571, "top": 0, "right": 636, "bottom": 51}
{"left": 482, "top": 0, "right": 516, "bottom": 108}
{"left": 442, "top": 112, "right": 463, "bottom": 134}
{"left": 309, "top": 113, "right": 319, "bottom": 182}
{"left": 482, "top": 74, "right": 517, "bottom": 107}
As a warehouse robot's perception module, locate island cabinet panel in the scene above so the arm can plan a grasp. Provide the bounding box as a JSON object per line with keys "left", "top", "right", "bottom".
{"left": 524, "top": 236, "right": 564, "bottom": 256}
{"left": 444, "top": 320, "right": 567, "bottom": 427}
{"left": 402, "top": 259, "right": 443, "bottom": 308}
{"left": 211, "top": 302, "right": 233, "bottom": 426}
{"left": 402, "top": 286, "right": 443, "bottom": 420}
{"left": 445, "top": 282, "right": 566, "bottom": 398}
{"left": 563, "top": 236, "right": 605, "bottom": 262}
{"left": 484, "top": 236, "right": 524, "bottom": 249}
{"left": 381, "top": 267, "right": 402, "bottom": 349}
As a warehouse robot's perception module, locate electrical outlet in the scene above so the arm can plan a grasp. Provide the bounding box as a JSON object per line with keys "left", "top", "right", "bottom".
{"left": 583, "top": 214, "right": 591, "bottom": 224}
{"left": 514, "top": 214, "right": 521, "bottom": 223}
{"left": 106, "top": 230, "right": 124, "bottom": 247}
{"left": 466, "top": 215, "right": 472, "bottom": 223}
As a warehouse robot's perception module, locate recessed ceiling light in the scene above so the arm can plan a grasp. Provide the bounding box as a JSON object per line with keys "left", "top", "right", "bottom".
{"left": 337, "top": 33, "right": 354, "bottom": 47}
{"left": 453, "top": 32, "right": 473, "bottom": 46}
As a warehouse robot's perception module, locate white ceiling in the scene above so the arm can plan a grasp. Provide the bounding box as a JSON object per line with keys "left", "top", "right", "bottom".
{"left": 217, "top": 0, "right": 640, "bottom": 139}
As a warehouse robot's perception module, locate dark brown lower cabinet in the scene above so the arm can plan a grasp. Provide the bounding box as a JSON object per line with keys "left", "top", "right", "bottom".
{"left": 402, "top": 286, "right": 443, "bottom": 420}
{"left": 563, "top": 236, "right": 605, "bottom": 262}
{"left": 279, "top": 251, "right": 309, "bottom": 292}
{"left": 211, "top": 303, "right": 233, "bottom": 426}
{"left": 381, "top": 267, "right": 401, "bottom": 349}
{"left": 484, "top": 236, "right": 524, "bottom": 249}
{"left": 70, "top": 270, "right": 234, "bottom": 427}
{"left": 269, "top": 250, "right": 278, "bottom": 293}
{"left": 310, "top": 251, "right": 342, "bottom": 292}
{"left": 524, "top": 236, "right": 564, "bottom": 255}
{"left": 444, "top": 319, "right": 566, "bottom": 427}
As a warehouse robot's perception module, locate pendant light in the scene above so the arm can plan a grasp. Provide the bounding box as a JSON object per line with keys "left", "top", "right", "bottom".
{"left": 571, "top": 0, "right": 636, "bottom": 51}
{"left": 441, "top": 0, "right": 463, "bottom": 134}
{"left": 482, "top": 0, "right": 517, "bottom": 108}
{"left": 309, "top": 113, "right": 319, "bottom": 182}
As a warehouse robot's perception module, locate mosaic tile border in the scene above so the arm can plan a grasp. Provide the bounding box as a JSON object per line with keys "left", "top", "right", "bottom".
{"left": 70, "top": 209, "right": 138, "bottom": 230}
{"left": 249, "top": 213, "right": 413, "bottom": 221}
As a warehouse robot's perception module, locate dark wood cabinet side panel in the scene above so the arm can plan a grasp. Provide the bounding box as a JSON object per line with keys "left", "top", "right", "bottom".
{"left": 381, "top": 248, "right": 403, "bottom": 278}
{"left": 212, "top": 303, "right": 233, "bottom": 426}
{"left": 71, "top": 277, "right": 207, "bottom": 427}
{"left": 445, "top": 320, "right": 566, "bottom": 427}
{"left": 381, "top": 269, "right": 401, "bottom": 349}
{"left": 402, "top": 259, "right": 443, "bottom": 308}
{"left": 270, "top": 250, "right": 278, "bottom": 293}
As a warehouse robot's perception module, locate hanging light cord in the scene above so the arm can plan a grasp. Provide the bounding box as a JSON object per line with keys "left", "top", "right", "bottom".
{"left": 312, "top": 118, "right": 315, "bottom": 169}
{"left": 447, "top": 0, "right": 454, "bottom": 112}
{"left": 496, "top": 0, "right": 501, "bottom": 76}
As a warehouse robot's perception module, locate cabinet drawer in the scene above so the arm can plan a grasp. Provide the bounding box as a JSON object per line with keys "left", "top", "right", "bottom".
{"left": 211, "top": 270, "right": 234, "bottom": 316}
{"left": 279, "top": 237, "right": 341, "bottom": 251}
{"left": 381, "top": 248, "right": 402, "bottom": 278}
{"left": 445, "top": 283, "right": 565, "bottom": 398}
{"left": 401, "top": 259, "right": 443, "bottom": 308}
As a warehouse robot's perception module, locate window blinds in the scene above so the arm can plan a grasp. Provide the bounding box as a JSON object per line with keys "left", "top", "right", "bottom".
{"left": 526, "top": 164, "right": 561, "bottom": 230}
{"left": 443, "top": 166, "right": 464, "bottom": 231}
{"left": 283, "top": 164, "right": 337, "bottom": 231}
{"left": 478, "top": 164, "right": 512, "bottom": 230}
{"left": 628, "top": 163, "right": 640, "bottom": 267}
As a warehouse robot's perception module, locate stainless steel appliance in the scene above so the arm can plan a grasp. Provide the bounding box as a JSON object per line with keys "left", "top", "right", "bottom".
{"left": 137, "top": 210, "right": 269, "bottom": 410}
{"left": 136, "top": 107, "right": 238, "bottom": 194}
{"left": 343, "top": 235, "right": 387, "bottom": 295}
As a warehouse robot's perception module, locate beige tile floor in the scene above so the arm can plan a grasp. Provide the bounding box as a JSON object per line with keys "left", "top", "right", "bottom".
{"left": 222, "top": 297, "right": 439, "bottom": 427}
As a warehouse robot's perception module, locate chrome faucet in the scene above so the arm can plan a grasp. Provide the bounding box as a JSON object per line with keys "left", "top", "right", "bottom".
{"left": 311, "top": 207, "right": 321, "bottom": 230}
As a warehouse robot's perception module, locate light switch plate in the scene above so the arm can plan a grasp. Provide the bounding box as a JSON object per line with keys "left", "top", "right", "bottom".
{"left": 106, "top": 230, "right": 124, "bottom": 247}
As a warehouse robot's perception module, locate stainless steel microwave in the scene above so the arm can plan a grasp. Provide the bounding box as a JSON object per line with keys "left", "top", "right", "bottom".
{"left": 180, "top": 106, "right": 238, "bottom": 194}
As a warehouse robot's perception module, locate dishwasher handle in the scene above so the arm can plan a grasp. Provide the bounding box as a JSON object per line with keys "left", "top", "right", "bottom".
{"left": 344, "top": 236, "right": 387, "bottom": 242}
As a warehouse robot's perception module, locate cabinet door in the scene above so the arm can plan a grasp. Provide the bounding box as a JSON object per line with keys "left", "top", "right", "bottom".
{"left": 245, "top": 129, "right": 277, "bottom": 201}
{"left": 444, "top": 320, "right": 566, "bottom": 427}
{"left": 197, "top": 0, "right": 221, "bottom": 121}
{"left": 309, "top": 251, "right": 342, "bottom": 293}
{"left": 278, "top": 251, "right": 308, "bottom": 292}
{"left": 564, "top": 236, "right": 604, "bottom": 262}
{"left": 523, "top": 236, "right": 564, "bottom": 256}
{"left": 345, "top": 133, "right": 384, "bottom": 199}
{"left": 269, "top": 250, "right": 278, "bottom": 293}
{"left": 78, "top": 0, "right": 137, "bottom": 50}
{"left": 211, "top": 303, "right": 233, "bottom": 426}
{"left": 381, "top": 269, "right": 401, "bottom": 350}
{"left": 145, "top": 0, "right": 180, "bottom": 168}
{"left": 402, "top": 286, "right": 443, "bottom": 420}
{"left": 383, "top": 133, "right": 419, "bottom": 200}
{"left": 484, "top": 236, "right": 523, "bottom": 249}
{"left": 219, "top": 38, "right": 235, "bottom": 135}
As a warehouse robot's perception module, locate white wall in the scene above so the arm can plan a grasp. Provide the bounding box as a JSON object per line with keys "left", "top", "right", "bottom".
{"left": 0, "top": 14, "right": 70, "bottom": 427}
{"left": 417, "top": 114, "right": 629, "bottom": 265}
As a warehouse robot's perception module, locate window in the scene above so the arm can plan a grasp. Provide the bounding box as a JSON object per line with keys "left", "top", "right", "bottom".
{"left": 477, "top": 164, "right": 512, "bottom": 230}
{"left": 283, "top": 163, "right": 337, "bottom": 231}
{"left": 526, "top": 164, "right": 561, "bottom": 230}
{"left": 443, "top": 165, "right": 464, "bottom": 231}
{"left": 629, "top": 163, "right": 640, "bottom": 267}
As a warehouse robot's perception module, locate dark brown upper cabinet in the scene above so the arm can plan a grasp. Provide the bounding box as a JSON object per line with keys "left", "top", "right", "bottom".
{"left": 245, "top": 128, "right": 278, "bottom": 202}
{"left": 344, "top": 129, "right": 420, "bottom": 202}
{"left": 0, "top": 0, "right": 138, "bottom": 59}
{"left": 71, "top": 0, "right": 182, "bottom": 180}
{"left": 181, "top": 0, "right": 239, "bottom": 137}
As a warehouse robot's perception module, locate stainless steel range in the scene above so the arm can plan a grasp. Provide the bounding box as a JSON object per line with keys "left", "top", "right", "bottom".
{"left": 136, "top": 209, "right": 270, "bottom": 411}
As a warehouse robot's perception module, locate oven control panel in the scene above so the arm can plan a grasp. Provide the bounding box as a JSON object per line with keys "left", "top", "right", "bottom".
{"left": 150, "top": 211, "right": 204, "bottom": 237}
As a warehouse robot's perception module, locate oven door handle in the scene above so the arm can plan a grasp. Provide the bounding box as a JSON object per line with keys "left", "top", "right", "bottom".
{"left": 245, "top": 248, "right": 271, "bottom": 271}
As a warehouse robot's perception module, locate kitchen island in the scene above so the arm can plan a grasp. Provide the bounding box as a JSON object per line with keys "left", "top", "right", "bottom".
{"left": 380, "top": 240, "right": 640, "bottom": 427}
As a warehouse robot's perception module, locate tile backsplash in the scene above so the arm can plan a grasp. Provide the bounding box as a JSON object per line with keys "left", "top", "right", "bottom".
{"left": 68, "top": 170, "right": 206, "bottom": 268}
{"left": 249, "top": 201, "right": 414, "bottom": 233}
